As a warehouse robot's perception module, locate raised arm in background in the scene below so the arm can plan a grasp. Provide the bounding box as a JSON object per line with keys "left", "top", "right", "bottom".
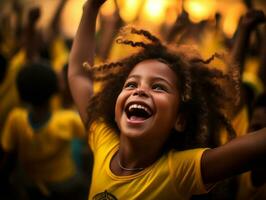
{"left": 229, "top": 10, "right": 265, "bottom": 116}
{"left": 22, "top": 6, "right": 45, "bottom": 61}
{"left": 230, "top": 10, "right": 265, "bottom": 75}
{"left": 97, "top": 0, "right": 123, "bottom": 61}
{"left": 46, "top": 0, "right": 67, "bottom": 43}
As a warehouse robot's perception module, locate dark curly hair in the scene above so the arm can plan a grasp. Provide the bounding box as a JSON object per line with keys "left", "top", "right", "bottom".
{"left": 16, "top": 61, "right": 58, "bottom": 106}
{"left": 86, "top": 27, "right": 240, "bottom": 150}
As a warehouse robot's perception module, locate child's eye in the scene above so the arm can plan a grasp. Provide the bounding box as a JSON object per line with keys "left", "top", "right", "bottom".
{"left": 152, "top": 84, "right": 167, "bottom": 92}
{"left": 124, "top": 82, "right": 137, "bottom": 89}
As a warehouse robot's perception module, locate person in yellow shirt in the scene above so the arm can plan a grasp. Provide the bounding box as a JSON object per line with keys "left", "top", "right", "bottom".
{"left": 0, "top": 61, "right": 87, "bottom": 200}
{"left": 68, "top": 1, "right": 266, "bottom": 199}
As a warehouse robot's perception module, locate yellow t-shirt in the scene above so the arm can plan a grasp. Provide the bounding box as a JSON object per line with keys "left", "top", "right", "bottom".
{"left": 1, "top": 108, "right": 85, "bottom": 183}
{"left": 0, "top": 50, "right": 26, "bottom": 131}
{"left": 50, "top": 36, "right": 69, "bottom": 73}
{"left": 88, "top": 122, "right": 209, "bottom": 200}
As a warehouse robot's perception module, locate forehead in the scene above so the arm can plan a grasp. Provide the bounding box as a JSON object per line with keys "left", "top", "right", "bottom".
{"left": 128, "top": 59, "right": 177, "bottom": 82}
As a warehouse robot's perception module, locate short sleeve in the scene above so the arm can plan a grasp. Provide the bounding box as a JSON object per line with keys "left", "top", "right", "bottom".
{"left": 88, "top": 121, "right": 118, "bottom": 153}
{"left": 169, "top": 148, "right": 210, "bottom": 195}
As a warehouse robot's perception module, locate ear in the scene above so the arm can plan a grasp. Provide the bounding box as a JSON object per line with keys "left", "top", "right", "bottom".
{"left": 174, "top": 114, "right": 186, "bottom": 132}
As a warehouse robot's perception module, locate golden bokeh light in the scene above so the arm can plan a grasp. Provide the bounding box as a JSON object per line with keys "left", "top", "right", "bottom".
{"left": 62, "top": 0, "right": 85, "bottom": 38}
{"left": 14, "top": 0, "right": 264, "bottom": 39}
{"left": 141, "top": 0, "right": 167, "bottom": 25}
{"left": 220, "top": 2, "right": 246, "bottom": 37}
{"left": 164, "top": 1, "right": 182, "bottom": 26}
{"left": 184, "top": 0, "right": 216, "bottom": 23}
{"left": 118, "top": 0, "right": 142, "bottom": 22}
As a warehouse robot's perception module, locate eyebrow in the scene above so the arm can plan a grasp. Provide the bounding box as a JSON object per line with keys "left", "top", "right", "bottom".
{"left": 127, "top": 74, "right": 176, "bottom": 88}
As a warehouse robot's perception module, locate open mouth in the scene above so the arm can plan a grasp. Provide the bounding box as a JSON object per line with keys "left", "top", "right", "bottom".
{"left": 125, "top": 103, "right": 152, "bottom": 121}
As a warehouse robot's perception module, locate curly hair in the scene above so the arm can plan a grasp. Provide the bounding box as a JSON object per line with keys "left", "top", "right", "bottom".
{"left": 86, "top": 27, "right": 240, "bottom": 150}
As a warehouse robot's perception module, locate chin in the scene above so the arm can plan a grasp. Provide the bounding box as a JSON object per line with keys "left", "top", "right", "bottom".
{"left": 120, "top": 127, "right": 147, "bottom": 139}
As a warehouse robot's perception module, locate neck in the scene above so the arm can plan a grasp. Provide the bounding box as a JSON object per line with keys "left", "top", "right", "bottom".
{"left": 118, "top": 135, "right": 164, "bottom": 171}
{"left": 28, "top": 103, "right": 51, "bottom": 128}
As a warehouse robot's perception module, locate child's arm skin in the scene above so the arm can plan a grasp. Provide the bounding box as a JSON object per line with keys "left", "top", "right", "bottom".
{"left": 202, "top": 128, "right": 266, "bottom": 184}
{"left": 68, "top": 0, "right": 106, "bottom": 125}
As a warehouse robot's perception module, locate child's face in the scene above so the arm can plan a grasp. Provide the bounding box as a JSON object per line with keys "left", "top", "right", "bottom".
{"left": 115, "top": 59, "right": 181, "bottom": 142}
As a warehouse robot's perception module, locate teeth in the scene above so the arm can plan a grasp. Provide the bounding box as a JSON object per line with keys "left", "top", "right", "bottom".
{"left": 128, "top": 104, "right": 151, "bottom": 115}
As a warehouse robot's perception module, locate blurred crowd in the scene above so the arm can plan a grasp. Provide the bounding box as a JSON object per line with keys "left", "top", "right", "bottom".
{"left": 0, "top": 0, "right": 266, "bottom": 199}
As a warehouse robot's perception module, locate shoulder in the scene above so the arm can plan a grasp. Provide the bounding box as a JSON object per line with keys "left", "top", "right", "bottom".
{"left": 167, "top": 148, "right": 208, "bottom": 178}
{"left": 48, "top": 109, "right": 84, "bottom": 138}
{"left": 51, "top": 109, "right": 82, "bottom": 124}
{"left": 169, "top": 148, "right": 208, "bottom": 160}
{"left": 8, "top": 108, "right": 27, "bottom": 121}
{"left": 53, "top": 109, "right": 80, "bottom": 118}
{"left": 90, "top": 121, "right": 118, "bottom": 141}
{"left": 89, "top": 121, "right": 119, "bottom": 152}
{"left": 167, "top": 148, "right": 211, "bottom": 195}
{"left": 52, "top": 109, "right": 81, "bottom": 123}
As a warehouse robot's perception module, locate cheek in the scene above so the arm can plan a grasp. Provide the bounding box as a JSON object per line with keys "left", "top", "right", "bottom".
{"left": 156, "top": 96, "right": 180, "bottom": 121}
{"left": 157, "top": 95, "right": 179, "bottom": 112}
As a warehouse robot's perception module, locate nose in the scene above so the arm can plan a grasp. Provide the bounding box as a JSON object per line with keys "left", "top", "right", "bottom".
{"left": 133, "top": 88, "right": 148, "bottom": 97}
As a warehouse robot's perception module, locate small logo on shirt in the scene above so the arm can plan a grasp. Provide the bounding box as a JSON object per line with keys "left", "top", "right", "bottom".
{"left": 93, "top": 190, "right": 117, "bottom": 200}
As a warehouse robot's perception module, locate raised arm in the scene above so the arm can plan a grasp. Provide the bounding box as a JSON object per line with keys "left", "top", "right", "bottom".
{"left": 50, "top": 0, "right": 67, "bottom": 33}
{"left": 201, "top": 128, "right": 266, "bottom": 184}
{"left": 68, "top": 0, "right": 106, "bottom": 125}
{"left": 97, "top": 0, "right": 123, "bottom": 60}
{"left": 12, "top": 0, "right": 23, "bottom": 47}
{"left": 230, "top": 9, "right": 265, "bottom": 74}
{"left": 21, "top": 6, "right": 46, "bottom": 62}
{"left": 46, "top": 0, "right": 67, "bottom": 43}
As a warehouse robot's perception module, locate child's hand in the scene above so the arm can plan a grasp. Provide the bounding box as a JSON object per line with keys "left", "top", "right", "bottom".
{"left": 240, "top": 9, "right": 266, "bottom": 29}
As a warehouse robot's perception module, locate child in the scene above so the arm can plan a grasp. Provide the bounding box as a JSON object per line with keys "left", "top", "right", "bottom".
{"left": 1, "top": 61, "right": 87, "bottom": 200}
{"left": 68, "top": 0, "right": 266, "bottom": 199}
